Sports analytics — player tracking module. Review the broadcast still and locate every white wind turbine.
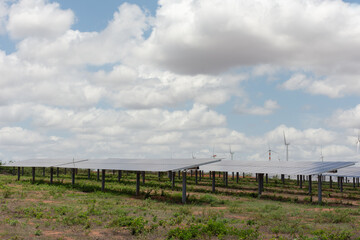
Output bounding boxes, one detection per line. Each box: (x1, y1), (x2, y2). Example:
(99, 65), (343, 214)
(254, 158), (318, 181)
(320, 146), (324, 162)
(283, 131), (290, 161)
(229, 145), (234, 160)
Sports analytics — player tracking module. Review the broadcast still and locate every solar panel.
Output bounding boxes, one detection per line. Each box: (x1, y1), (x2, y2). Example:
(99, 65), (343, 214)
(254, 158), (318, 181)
(4, 158), (221, 172)
(58, 158), (221, 172)
(4, 158), (88, 168)
(323, 166), (360, 178)
(200, 161), (355, 176)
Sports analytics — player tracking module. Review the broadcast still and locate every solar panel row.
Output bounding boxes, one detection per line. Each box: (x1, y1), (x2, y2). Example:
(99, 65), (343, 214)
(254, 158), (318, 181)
(3, 159), (356, 204)
(5, 158), (221, 172)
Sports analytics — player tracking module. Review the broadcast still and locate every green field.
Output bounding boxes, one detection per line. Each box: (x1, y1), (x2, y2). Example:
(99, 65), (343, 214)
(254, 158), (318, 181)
(0, 167), (360, 239)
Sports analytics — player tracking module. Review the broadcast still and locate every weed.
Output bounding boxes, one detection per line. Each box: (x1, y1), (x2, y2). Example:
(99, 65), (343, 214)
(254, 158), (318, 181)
(128, 217), (148, 235)
(313, 229), (352, 240)
(34, 230), (42, 236)
(316, 209), (352, 223)
(198, 194), (224, 206)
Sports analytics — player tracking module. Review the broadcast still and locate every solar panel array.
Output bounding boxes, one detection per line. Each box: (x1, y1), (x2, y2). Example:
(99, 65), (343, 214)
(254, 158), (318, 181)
(5, 158), (221, 172)
(200, 161), (355, 176)
(323, 166), (360, 178)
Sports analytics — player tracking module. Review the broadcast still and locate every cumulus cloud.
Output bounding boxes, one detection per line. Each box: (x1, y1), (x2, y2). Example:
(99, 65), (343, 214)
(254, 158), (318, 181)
(235, 99), (279, 115)
(0, 127), (46, 145)
(327, 104), (360, 129)
(15, 3), (148, 66)
(7, 0), (74, 39)
(94, 66), (245, 109)
(281, 73), (348, 98)
(139, 0), (360, 97)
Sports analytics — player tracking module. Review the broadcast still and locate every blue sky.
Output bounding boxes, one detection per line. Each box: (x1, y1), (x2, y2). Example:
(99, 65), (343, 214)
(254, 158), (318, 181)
(0, 0), (360, 162)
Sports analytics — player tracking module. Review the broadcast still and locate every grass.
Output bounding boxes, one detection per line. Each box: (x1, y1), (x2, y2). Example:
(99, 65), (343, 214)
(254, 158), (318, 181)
(0, 169), (360, 239)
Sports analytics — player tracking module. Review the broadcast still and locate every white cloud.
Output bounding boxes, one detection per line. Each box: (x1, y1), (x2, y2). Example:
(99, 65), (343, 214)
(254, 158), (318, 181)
(327, 104), (360, 129)
(281, 73), (347, 98)
(15, 3), (148, 66)
(139, 0), (360, 97)
(235, 99), (279, 115)
(7, 0), (74, 39)
(0, 127), (45, 145)
(98, 67), (245, 109)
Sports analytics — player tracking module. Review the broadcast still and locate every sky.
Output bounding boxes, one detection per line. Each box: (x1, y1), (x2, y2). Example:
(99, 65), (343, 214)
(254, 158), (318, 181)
(0, 0), (360, 162)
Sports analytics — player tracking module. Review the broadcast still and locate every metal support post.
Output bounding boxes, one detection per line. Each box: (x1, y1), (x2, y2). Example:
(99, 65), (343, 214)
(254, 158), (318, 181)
(318, 174), (322, 204)
(56, 167), (59, 177)
(232, 172), (234, 180)
(182, 171), (187, 204)
(353, 177), (356, 188)
(236, 172), (239, 183)
(142, 171), (145, 184)
(71, 168), (75, 185)
(172, 172), (175, 189)
(42, 167), (45, 177)
(266, 174), (268, 184)
(297, 175), (299, 186)
(300, 175), (303, 189)
(308, 175), (312, 202)
(97, 169), (100, 181)
(195, 170), (198, 185)
(88, 169), (91, 179)
(258, 173), (264, 196)
(212, 171), (216, 193)
(340, 177), (343, 192)
(330, 176), (332, 188)
(102, 170), (105, 192)
(17, 167), (20, 181)
(32, 167), (35, 183)
(118, 170), (122, 182)
(64, 168), (67, 175)
(281, 174), (285, 184)
(199, 170), (202, 182)
(50, 168), (53, 184)
(225, 172), (228, 187)
(136, 172), (140, 196)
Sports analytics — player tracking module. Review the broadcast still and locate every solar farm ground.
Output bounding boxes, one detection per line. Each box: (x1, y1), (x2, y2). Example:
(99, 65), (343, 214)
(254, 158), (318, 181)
(0, 167), (360, 239)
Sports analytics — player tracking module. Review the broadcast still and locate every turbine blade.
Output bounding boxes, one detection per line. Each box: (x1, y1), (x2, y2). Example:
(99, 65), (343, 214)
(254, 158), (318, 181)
(283, 131), (287, 144)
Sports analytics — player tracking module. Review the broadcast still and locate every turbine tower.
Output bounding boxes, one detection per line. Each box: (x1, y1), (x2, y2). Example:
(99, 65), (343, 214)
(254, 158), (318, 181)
(320, 146), (324, 162)
(283, 131), (290, 161)
(229, 145), (234, 160)
(268, 144), (277, 161)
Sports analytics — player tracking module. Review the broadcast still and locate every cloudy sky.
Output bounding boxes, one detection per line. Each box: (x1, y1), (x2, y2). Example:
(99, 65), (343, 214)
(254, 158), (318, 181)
(0, 0), (360, 162)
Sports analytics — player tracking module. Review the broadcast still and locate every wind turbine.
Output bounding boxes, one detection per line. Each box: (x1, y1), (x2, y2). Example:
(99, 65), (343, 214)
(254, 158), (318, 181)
(229, 145), (234, 160)
(283, 131), (290, 161)
(212, 145), (217, 158)
(320, 146), (324, 162)
(267, 144), (277, 161)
